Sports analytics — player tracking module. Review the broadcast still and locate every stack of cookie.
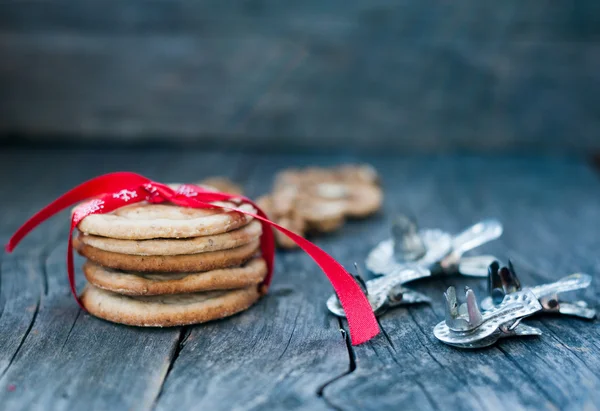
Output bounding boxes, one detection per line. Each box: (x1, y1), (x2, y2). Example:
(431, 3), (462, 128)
(73, 194), (266, 327)
(257, 164), (383, 248)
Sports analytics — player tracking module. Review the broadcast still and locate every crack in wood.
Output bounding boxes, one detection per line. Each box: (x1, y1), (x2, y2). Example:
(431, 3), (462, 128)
(40, 250), (49, 296)
(277, 305), (302, 360)
(151, 327), (191, 409)
(0, 297), (39, 379)
(0, 240), (57, 379)
(60, 309), (82, 352)
(318, 322), (356, 411)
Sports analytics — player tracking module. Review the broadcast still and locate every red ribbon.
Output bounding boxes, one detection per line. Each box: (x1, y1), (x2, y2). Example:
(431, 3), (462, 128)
(5, 172), (379, 345)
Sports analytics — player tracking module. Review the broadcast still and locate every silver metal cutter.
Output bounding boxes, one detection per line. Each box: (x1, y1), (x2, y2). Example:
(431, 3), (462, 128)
(326, 263), (431, 317)
(481, 260), (597, 319)
(366, 215), (503, 278)
(434, 286), (543, 349)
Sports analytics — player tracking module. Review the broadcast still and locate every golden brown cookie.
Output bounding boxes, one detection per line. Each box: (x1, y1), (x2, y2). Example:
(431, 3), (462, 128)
(78, 220), (262, 256)
(77, 201), (256, 240)
(73, 237), (261, 272)
(83, 257), (268, 296)
(303, 182), (383, 218)
(256, 195), (305, 249)
(257, 164), (382, 248)
(81, 284), (261, 327)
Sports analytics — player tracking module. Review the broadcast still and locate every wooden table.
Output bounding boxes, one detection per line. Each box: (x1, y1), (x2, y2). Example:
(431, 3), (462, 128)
(0, 149), (598, 411)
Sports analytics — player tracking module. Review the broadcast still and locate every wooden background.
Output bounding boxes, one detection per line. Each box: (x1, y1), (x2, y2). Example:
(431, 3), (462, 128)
(0, 149), (599, 410)
(1, 1), (599, 153)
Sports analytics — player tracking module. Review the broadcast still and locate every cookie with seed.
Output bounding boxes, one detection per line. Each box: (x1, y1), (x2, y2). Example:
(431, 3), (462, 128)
(78, 220), (262, 256)
(84, 257), (268, 296)
(74, 237), (260, 272)
(81, 284), (261, 327)
(77, 201), (256, 240)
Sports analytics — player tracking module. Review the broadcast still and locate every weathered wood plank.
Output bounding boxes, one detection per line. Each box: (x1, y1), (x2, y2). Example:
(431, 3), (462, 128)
(323, 156), (600, 410)
(0, 1), (598, 41)
(0, 151), (95, 386)
(449, 157), (600, 408)
(0, 29), (598, 152)
(0, 150), (245, 410)
(154, 153), (354, 411)
(0, 151), (599, 410)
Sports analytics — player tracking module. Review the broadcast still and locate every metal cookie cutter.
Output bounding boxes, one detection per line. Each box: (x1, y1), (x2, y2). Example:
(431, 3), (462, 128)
(481, 260), (597, 319)
(434, 286), (543, 349)
(366, 215), (503, 278)
(327, 263), (432, 317)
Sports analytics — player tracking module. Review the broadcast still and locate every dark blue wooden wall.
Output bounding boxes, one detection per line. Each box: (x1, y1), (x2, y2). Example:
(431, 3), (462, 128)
(0, 1), (598, 152)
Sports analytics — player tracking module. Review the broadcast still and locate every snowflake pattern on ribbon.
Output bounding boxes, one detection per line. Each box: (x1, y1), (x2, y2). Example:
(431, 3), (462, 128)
(142, 183), (160, 201)
(176, 185), (198, 197)
(73, 199), (105, 221)
(112, 189), (138, 202)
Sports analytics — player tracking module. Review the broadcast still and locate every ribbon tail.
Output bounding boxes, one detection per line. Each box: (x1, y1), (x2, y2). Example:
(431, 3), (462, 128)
(5, 172), (152, 252)
(260, 223), (380, 345)
(170, 194), (380, 346)
(227, 197), (379, 345)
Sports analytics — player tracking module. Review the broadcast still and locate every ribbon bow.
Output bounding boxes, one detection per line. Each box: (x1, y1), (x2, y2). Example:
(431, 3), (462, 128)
(5, 172), (379, 345)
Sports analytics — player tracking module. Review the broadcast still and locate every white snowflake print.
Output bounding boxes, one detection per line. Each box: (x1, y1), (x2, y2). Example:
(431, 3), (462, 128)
(176, 185), (198, 197)
(143, 183), (158, 194)
(74, 199), (105, 220)
(143, 183), (159, 200)
(112, 189), (138, 202)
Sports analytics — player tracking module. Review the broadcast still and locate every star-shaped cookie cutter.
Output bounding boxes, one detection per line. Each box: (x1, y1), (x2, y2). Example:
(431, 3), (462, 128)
(481, 260), (597, 319)
(366, 215), (503, 278)
(326, 263), (431, 317)
(434, 286), (543, 349)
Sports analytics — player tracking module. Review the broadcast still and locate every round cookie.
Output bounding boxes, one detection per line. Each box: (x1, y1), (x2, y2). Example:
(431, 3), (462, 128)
(78, 220), (262, 256)
(84, 257), (268, 296)
(77, 201), (256, 240)
(81, 284), (261, 327)
(73, 237), (260, 272)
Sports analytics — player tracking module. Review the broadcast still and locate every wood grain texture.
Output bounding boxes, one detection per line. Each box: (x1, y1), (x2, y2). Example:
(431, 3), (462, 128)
(0, 150), (245, 410)
(1, 0), (598, 41)
(323, 156), (600, 410)
(1, 1), (599, 152)
(153, 154), (351, 411)
(0, 151), (96, 387)
(0, 150), (599, 410)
